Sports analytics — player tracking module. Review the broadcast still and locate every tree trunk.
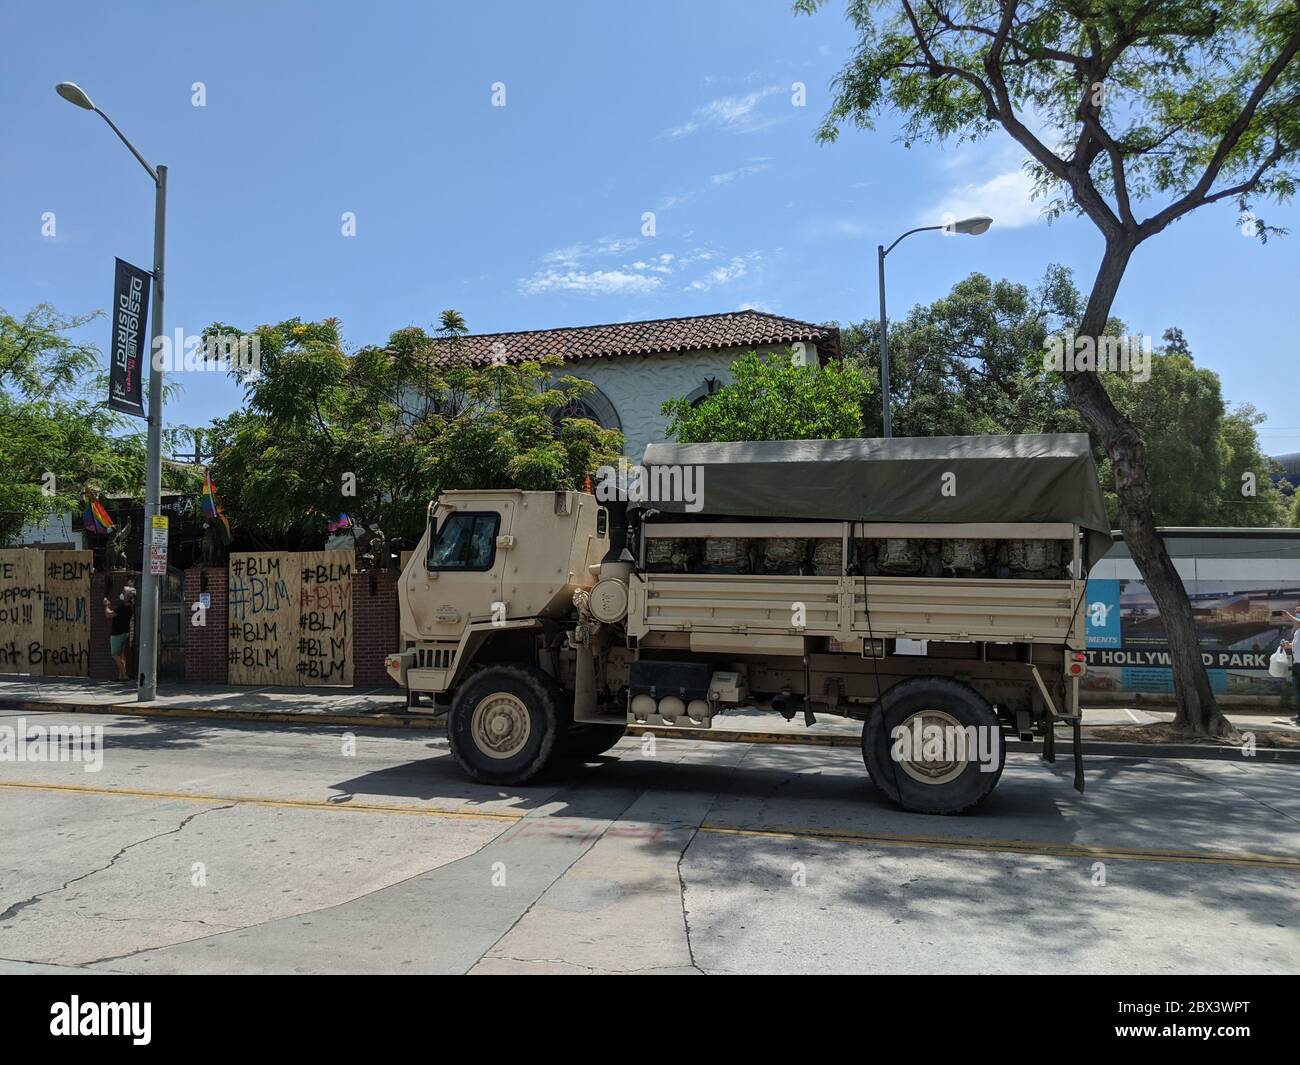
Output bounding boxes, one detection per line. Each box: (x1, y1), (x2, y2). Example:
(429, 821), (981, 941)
(1062, 240), (1232, 737)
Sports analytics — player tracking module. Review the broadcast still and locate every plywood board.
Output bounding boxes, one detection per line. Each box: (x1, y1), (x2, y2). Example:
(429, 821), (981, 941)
(296, 551), (352, 686)
(42, 550), (92, 677)
(0, 549), (46, 675)
(227, 552), (300, 685)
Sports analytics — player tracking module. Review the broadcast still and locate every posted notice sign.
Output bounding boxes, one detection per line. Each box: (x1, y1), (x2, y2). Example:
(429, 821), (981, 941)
(149, 515), (169, 576)
(109, 257), (151, 418)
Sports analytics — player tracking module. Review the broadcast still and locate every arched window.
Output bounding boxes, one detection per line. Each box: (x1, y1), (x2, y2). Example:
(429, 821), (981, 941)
(551, 381), (621, 432)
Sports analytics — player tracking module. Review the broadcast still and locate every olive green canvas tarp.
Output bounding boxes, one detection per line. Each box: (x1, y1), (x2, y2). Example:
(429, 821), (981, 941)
(634, 434), (1113, 563)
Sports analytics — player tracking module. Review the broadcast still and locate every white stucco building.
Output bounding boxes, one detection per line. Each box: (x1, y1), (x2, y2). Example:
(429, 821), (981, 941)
(432, 310), (841, 458)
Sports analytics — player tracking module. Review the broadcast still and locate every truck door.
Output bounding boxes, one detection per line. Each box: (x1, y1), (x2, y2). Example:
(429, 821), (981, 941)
(407, 498), (514, 639)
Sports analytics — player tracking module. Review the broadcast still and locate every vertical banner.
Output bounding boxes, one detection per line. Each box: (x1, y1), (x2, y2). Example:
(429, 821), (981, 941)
(109, 257), (151, 419)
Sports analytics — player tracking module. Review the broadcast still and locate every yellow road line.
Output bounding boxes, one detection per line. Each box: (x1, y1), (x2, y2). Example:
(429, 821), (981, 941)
(698, 823), (1300, 870)
(5, 780), (1295, 871)
(0, 780), (525, 823)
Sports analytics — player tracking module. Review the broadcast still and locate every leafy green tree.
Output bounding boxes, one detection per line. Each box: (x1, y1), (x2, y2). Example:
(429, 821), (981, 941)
(840, 270), (1291, 528)
(662, 351), (874, 443)
(0, 304), (190, 546)
(801, 0), (1300, 734)
(842, 266), (1084, 438)
(205, 315), (622, 553)
(1096, 351), (1291, 528)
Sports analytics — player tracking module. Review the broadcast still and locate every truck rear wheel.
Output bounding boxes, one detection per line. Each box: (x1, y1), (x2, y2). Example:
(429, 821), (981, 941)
(447, 664), (560, 785)
(862, 677), (1006, 815)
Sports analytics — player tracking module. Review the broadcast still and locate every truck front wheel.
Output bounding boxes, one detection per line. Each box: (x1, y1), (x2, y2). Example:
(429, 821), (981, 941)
(862, 678), (1006, 815)
(447, 664), (560, 785)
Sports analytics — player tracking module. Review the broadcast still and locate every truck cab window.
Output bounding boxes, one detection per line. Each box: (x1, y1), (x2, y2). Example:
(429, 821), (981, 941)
(427, 512), (500, 571)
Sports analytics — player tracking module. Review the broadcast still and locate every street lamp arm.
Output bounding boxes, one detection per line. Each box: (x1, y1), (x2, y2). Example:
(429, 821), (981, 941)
(92, 107), (159, 184)
(882, 224), (945, 258)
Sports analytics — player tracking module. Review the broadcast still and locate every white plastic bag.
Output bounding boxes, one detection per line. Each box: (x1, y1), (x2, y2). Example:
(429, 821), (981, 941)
(1269, 646), (1292, 679)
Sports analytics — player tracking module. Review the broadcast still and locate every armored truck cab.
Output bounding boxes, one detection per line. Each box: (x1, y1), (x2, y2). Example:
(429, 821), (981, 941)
(387, 434), (1112, 814)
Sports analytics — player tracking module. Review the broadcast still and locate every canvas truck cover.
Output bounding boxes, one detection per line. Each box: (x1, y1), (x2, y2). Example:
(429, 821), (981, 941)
(634, 433), (1113, 564)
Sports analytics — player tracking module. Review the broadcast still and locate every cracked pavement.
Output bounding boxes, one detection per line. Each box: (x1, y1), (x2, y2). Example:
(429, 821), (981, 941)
(0, 710), (1297, 974)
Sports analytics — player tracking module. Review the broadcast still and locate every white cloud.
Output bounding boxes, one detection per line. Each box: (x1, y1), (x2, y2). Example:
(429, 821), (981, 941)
(688, 253), (761, 292)
(711, 159), (772, 185)
(664, 86), (784, 138)
(519, 268), (663, 296)
(520, 241), (760, 297)
(931, 166), (1042, 229)
(542, 236), (641, 267)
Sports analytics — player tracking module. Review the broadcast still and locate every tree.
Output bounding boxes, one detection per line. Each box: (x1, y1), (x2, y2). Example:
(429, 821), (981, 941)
(0, 305), (188, 546)
(841, 266), (1084, 437)
(840, 270), (1291, 526)
(799, 0), (1300, 736)
(662, 351), (874, 442)
(205, 315), (623, 555)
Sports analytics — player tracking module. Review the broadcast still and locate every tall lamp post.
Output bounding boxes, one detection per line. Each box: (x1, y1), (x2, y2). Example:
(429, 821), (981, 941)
(877, 215), (991, 438)
(57, 81), (167, 702)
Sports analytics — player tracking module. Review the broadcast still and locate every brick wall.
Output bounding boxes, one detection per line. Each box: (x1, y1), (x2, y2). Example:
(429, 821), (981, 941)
(178, 563), (397, 688)
(183, 567), (229, 684)
(352, 569), (399, 687)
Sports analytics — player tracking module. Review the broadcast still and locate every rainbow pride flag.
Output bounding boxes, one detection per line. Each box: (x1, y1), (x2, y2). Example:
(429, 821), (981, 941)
(201, 474), (232, 545)
(83, 491), (114, 535)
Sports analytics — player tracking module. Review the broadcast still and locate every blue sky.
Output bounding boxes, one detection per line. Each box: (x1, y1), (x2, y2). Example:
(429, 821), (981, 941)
(3, 0), (1298, 457)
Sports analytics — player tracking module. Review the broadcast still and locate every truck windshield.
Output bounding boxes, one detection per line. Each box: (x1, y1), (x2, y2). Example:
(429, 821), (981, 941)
(427, 512), (500, 571)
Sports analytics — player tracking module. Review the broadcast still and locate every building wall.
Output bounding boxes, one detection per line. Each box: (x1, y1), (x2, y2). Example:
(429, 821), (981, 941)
(183, 567), (230, 685)
(7, 510), (83, 550)
(557, 343), (801, 459)
(352, 569), (399, 687)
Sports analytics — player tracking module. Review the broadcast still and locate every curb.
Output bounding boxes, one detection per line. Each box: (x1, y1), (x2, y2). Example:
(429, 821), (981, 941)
(3, 698), (1298, 763)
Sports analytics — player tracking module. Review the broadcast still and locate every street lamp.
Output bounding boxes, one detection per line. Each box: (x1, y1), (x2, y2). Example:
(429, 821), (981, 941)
(57, 81), (168, 702)
(877, 215), (991, 438)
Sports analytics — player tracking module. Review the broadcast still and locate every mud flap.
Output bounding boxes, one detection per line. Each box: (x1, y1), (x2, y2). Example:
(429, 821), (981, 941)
(1072, 717), (1085, 793)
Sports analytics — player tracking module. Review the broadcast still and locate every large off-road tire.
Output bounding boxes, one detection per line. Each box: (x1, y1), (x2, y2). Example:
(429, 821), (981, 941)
(560, 723), (627, 760)
(447, 664), (561, 785)
(862, 677), (1006, 815)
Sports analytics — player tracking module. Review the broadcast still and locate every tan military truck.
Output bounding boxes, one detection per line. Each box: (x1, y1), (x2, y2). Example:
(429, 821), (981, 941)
(386, 434), (1111, 814)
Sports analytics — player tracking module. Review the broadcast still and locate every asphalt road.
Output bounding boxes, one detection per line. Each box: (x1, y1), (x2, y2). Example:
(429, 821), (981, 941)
(1, 709), (1297, 974)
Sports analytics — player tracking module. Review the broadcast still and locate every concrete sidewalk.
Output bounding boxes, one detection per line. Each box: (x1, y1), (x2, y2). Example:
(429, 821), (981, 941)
(1, 675), (1297, 754)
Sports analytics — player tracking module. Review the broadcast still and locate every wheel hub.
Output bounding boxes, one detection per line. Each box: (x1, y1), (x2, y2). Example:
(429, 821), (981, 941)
(895, 709), (968, 785)
(470, 692), (531, 759)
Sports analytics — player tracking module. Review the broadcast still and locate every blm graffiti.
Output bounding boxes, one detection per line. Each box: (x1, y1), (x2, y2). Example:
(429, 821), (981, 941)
(42, 551), (92, 677)
(0, 549), (92, 677)
(227, 550), (351, 686)
(228, 553), (298, 685)
(298, 551), (352, 685)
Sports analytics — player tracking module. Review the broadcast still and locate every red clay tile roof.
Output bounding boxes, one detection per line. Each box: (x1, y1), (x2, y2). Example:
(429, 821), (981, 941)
(430, 310), (840, 366)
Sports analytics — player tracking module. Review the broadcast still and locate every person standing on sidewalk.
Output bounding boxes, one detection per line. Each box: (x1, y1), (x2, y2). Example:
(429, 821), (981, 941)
(1282, 605), (1300, 726)
(104, 584), (136, 682)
